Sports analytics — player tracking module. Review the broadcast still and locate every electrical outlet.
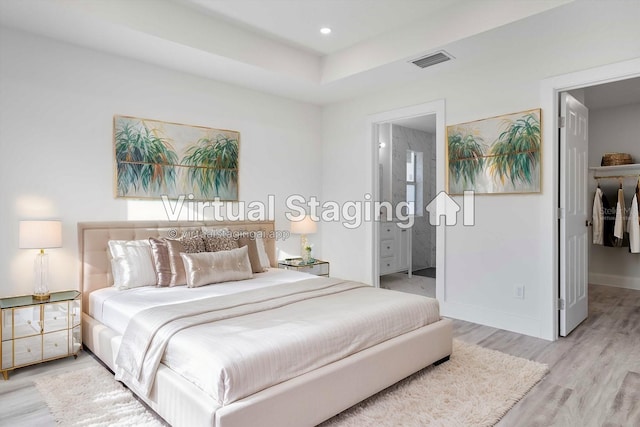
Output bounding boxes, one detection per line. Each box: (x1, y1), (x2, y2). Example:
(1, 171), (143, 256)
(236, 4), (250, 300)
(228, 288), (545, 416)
(514, 285), (525, 299)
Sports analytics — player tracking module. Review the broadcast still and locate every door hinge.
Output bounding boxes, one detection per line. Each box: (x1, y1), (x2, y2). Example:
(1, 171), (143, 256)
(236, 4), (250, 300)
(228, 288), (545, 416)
(558, 117), (566, 128)
(557, 208), (564, 219)
(558, 298), (565, 310)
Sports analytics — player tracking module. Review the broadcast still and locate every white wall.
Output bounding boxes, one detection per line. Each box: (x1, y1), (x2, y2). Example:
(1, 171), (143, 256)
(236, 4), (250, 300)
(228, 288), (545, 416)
(0, 27), (322, 297)
(588, 102), (640, 289)
(321, 0), (640, 339)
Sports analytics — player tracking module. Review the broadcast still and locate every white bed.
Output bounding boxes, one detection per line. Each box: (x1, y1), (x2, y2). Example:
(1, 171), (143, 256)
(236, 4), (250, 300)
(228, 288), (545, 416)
(79, 220), (452, 427)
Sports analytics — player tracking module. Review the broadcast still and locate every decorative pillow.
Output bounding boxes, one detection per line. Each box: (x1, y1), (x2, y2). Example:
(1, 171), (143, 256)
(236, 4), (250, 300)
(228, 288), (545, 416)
(108, 240), (156, 289)
(180, 246), (252, 288)
(237, 235), (268, 273)
(202, 228), (238, 252)
(179, 233), (206, 253)
(164, 238), (187, 286)
(148, 238), (172, 287)
(255, 236), (271, 270)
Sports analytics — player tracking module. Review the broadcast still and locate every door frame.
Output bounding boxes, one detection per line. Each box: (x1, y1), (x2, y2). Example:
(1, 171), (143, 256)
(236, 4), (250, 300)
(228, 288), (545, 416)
(540, 58), (640, 340)
(366, 99), (446, 302)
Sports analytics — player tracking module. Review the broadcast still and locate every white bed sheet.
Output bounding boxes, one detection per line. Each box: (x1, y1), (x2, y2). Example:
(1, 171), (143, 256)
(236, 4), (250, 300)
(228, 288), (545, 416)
(160, 281), (440, 405)
(90, 269), (314, 335)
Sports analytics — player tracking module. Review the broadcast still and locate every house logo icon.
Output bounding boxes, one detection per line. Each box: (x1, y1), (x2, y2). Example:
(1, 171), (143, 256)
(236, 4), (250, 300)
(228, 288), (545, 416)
(425, 191), (475, 226)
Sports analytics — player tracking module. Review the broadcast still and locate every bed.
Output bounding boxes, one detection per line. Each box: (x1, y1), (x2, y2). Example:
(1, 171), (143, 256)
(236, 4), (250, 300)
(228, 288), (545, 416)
(79, 220), (452, 427)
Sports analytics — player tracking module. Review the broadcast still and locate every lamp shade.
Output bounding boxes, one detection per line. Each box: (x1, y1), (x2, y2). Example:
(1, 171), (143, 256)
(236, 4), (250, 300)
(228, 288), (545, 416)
(290, 215), (317, 234)
(19, 220), (62, 249)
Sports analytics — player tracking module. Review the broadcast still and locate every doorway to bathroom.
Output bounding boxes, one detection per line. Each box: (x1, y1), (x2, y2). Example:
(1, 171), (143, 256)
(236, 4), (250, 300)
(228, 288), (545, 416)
(367, 100), (446, 301)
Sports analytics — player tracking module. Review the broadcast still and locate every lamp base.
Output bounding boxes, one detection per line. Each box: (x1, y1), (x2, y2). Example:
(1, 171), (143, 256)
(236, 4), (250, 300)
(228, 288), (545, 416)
(33, 292), (50, 301)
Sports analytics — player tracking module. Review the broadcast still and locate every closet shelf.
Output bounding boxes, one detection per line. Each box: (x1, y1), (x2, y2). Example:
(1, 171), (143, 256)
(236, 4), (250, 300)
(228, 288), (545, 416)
(589, 164), (640, 179)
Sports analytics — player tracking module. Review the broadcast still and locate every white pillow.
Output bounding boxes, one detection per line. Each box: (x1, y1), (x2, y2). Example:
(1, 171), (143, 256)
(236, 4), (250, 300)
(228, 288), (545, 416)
(108, 240), (156, 289)
(255, 236), (271, 270)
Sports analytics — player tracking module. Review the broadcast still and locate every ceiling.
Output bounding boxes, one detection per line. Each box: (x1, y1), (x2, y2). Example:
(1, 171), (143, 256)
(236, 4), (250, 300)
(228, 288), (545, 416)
(583, 77), (640, 110)
(0, 0), (575, 105)
(174, 0), (460, 55)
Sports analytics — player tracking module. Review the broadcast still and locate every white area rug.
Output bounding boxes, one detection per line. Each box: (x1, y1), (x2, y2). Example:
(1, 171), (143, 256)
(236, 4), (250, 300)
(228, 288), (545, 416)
(34, 364), (163, 426)
(34, 340), (547, 426)
(320, 339), (548, 427)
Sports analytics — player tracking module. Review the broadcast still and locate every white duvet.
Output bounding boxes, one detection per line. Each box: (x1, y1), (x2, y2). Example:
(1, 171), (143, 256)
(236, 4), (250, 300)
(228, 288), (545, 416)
(94, 271), (441, 406)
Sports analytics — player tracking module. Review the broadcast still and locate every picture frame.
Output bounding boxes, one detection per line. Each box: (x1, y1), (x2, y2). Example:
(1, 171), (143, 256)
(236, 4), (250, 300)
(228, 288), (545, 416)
(113, 115), (239, 201)
(446, 108), (541, 195)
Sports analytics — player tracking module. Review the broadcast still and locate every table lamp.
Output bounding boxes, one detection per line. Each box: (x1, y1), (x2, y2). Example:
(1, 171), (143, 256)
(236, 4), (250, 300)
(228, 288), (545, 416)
(290, 215), (317, 262)
(19, 220), (62, 300)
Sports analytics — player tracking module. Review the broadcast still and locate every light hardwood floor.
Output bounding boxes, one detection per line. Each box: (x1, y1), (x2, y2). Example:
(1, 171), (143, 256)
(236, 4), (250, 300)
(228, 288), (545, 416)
(0, 284), (637, 426)
(379, 281), (640, 426)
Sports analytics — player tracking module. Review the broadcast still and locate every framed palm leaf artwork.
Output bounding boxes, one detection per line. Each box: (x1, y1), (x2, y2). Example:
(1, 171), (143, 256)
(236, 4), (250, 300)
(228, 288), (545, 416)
(447, 108), (541, 195)
(114, 115), (239, 201)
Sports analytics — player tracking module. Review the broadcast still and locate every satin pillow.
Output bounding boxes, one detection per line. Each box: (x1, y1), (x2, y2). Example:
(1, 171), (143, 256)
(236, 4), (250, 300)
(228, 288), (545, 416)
(237, 236), (267, 273)
(255, 236), (271, 270)
(180, 246), (253, 288)
(148, 237), (172, 287)
(164, 238), (187, 286)
(108, 240), (156, 289)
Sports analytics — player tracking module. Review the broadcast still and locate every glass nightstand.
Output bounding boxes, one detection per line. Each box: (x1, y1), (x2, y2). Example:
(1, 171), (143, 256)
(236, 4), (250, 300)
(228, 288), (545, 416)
(278, 258), (329, 277)
(1, 290), (81, 380)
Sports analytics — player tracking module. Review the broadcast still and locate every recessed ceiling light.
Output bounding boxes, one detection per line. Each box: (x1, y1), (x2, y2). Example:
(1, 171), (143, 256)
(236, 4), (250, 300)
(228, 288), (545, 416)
(320, 27), (332, 35)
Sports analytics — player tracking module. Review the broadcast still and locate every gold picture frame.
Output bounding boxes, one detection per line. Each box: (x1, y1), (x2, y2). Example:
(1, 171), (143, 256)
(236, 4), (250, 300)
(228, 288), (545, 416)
(446, 108), (541, 195)
(113, 115), (239, 201)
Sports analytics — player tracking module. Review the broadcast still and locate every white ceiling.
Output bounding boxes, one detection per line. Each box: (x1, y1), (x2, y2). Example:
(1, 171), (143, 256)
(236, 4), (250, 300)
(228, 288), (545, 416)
(583, 77), (640, 110)
(175, 0), (461, 55)
(0, 0), (575, 105)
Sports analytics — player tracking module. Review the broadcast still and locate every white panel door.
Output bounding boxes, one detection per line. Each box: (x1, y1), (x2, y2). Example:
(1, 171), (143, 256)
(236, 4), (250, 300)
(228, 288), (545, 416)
(559, 92), (589, 337)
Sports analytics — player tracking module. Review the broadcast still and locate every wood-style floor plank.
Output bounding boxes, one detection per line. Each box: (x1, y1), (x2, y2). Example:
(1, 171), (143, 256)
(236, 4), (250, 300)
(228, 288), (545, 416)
(446, 284), (640, 427)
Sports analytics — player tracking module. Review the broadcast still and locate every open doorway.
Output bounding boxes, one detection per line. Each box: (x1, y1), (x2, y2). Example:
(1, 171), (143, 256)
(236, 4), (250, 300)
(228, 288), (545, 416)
(558, 77), (640, 337)
(542, 61), (640, 337)
(367, 100), (446, 301)
(377, 115), (437, 297)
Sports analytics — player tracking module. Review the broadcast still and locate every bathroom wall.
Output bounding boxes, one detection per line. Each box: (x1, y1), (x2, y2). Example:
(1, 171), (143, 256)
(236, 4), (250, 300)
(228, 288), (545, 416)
(391, 124), (436, 270)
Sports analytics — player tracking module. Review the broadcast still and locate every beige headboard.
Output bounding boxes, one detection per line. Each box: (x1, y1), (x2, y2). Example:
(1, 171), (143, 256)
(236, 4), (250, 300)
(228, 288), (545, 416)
(77, 220), (277, 314)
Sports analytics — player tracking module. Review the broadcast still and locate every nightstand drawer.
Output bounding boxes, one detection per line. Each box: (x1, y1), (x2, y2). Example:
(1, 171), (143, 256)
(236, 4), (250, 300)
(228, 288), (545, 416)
(13, 335), (42, 367)
(13, 306), (41, 338)
(43, 330), (68, 360)
(43, 302), (68, 333)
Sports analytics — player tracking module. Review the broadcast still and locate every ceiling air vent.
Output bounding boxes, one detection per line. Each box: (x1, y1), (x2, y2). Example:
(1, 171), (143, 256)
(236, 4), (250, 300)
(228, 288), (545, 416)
(410, 51), (453, 69)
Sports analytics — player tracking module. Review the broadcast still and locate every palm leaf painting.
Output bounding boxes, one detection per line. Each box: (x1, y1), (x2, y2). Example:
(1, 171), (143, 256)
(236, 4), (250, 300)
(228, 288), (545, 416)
(181, 135), (239, 196)
(488, 113), (540, 186)
(447, 131), (486, 187)
(113, 116), (240, 200)
(447, 109), (541, 194)
(115, 121), (179, 196)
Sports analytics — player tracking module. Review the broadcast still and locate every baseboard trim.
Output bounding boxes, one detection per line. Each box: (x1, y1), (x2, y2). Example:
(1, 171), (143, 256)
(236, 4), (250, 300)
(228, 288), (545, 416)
(589, 273), (640, 291)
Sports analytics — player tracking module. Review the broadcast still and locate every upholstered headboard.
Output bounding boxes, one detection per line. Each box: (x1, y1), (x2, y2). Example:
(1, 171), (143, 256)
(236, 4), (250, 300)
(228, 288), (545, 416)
(77, 220), (277, 314)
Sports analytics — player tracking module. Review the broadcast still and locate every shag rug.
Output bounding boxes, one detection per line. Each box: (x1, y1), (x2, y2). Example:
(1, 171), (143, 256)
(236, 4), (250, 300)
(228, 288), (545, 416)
(34, 340), (547, 427)
(320, 340), (548, 426)
(34, 364), (163, 426)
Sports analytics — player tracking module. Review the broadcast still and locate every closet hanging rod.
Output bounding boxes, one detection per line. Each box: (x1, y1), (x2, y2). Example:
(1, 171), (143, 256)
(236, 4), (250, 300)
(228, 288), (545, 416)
(593, 174), (640, 180)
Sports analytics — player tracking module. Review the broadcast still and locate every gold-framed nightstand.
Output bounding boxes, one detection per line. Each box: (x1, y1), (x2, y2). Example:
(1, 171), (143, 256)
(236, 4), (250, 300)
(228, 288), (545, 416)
(278, 258), (330, 277)
(1, 290), (82, 380)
